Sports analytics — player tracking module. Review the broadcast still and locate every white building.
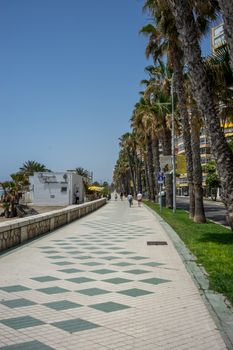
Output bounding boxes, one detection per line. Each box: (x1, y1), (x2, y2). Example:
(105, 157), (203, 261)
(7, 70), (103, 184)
(29, 172), (84, 206)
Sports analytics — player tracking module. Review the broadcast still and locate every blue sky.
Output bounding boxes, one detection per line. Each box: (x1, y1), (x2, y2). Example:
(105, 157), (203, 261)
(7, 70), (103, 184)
(0, 0), (211, 183)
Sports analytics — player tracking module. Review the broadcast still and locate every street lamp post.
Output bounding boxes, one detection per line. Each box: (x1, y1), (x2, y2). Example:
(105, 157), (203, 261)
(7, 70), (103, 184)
(171, 73), (176, 213)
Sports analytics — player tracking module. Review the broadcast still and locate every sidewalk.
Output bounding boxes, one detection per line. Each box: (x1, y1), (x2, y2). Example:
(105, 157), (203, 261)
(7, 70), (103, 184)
(0, 200), (227, 350)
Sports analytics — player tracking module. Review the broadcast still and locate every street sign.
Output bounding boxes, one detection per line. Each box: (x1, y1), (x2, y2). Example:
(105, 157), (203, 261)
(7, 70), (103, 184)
(157, 172), (164, 184)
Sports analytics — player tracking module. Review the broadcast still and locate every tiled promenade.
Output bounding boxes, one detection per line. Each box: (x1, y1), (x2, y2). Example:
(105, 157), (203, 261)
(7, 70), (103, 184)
(0, 200), (227, 350)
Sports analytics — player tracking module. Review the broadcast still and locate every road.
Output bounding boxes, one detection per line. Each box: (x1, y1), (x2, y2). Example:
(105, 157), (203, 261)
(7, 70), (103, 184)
(176, 196), (230, 228)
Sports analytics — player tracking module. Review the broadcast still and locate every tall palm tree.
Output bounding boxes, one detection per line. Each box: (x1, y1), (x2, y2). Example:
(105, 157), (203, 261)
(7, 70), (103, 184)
(141, 7), (195, 217)
(119, 133), (138, 195)
(167, 0), (233, 229)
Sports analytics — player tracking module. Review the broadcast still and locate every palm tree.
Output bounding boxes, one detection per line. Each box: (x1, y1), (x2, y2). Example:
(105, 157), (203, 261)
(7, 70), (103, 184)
(119, 133), (138, 195)
(140, 7), (195, 217)
(75, 167), (90, 179)
(218, 0), (233, 71)
(167, 0), (233, 229)
(20, 160), (50, 176)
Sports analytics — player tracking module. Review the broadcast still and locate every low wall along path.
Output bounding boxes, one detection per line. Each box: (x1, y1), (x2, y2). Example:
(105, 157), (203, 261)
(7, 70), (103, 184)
(0, 199), (106, 252)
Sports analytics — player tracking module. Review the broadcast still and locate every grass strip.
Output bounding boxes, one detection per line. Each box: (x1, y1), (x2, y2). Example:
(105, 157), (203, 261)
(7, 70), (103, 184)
(144, 201), (233, 305)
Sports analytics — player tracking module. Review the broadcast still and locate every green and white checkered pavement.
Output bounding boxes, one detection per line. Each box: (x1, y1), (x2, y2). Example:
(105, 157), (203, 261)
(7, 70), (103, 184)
(0, 200), (227, 350)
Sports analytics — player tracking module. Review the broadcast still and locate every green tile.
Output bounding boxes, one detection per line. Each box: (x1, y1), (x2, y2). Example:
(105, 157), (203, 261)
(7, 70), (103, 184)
(1, 298), (36, 308)
(140, 277), (171, 285)
(31, 276), (59, 282)
(47, 255), (66, 259)
(92, 269), (116, 275)
(52, 318), (100, 332)
(39, 246), (53, 249)
(1, 316), (45, 329)
(77, 288), (110, 296)
(63, 246), (76, 250)
(102, 256), (119, 260)
(142, 262), (165, 267)
(0, 340), (54, 350)
(118, 251), (135, 255)
(67, 250), (84, 254)
(81, 262), (104, 266)
(73, 256), (92, 260)
(67, 277), (94, 284)
(0, 285), (30, 293)
(118, 288), (153, 297)
(103, 278), (132, 284)
(110, 247), (123, 250)
(130, 256), (148, 260)
(90, 301), (130, 313)
(37, 287), (69, 294)
(125, 269), (150, 275)
(52, 261), (74, 266)
(42, 250), (59, 254)
(43, 300), (82, 310)
(58, 268), (83, 274)
(112, 262), (133, 266)
(93, 251), (108, 254)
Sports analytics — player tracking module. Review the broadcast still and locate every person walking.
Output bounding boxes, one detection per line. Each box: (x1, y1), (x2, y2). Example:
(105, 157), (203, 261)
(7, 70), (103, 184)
(137, 192), (143, 207)
(114, 193), (118, 200)
(127, 193), (133, 207)
(120, 192), (123, 201)
(75, 190), (79, 204)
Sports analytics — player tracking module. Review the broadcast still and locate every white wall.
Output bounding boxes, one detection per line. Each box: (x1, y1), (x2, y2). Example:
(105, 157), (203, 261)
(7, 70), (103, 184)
(30, 172), (72, 206)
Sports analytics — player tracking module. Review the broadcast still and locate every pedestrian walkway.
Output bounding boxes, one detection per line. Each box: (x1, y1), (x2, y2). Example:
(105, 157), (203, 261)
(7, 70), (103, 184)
(0, 200), (227, 350)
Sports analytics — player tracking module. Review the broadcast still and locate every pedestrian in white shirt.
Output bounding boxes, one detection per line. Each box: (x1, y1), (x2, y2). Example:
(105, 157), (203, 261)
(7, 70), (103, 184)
(137, 192), (142, 207)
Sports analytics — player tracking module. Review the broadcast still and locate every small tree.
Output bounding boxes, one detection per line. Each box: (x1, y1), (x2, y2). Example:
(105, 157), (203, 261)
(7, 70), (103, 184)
(204, 161), (220, 201)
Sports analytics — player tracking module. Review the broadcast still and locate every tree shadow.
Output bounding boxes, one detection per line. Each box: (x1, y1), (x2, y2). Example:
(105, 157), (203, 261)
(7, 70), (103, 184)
(198, 232), (233, 245)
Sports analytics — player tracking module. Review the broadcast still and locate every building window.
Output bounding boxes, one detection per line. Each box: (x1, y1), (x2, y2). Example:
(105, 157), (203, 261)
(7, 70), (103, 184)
(61, 187), (67, 192)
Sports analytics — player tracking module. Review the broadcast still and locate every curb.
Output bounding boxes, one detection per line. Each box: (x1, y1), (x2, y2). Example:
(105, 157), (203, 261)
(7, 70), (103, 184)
(145, 205), (233, 350)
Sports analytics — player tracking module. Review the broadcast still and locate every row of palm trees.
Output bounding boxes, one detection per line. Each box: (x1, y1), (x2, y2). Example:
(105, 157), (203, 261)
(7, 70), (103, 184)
(113, 0), (233, 229)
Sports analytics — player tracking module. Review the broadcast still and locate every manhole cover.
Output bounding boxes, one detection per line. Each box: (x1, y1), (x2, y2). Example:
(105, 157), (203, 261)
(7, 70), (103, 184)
(147, 241), (168, 246)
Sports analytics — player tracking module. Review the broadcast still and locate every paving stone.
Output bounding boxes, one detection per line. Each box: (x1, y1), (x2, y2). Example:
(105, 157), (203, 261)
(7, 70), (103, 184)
(66, 277), (95, 284)
(81, 262), (104, 266)
(125, 269), (150, 275)
(52, 261), (74, 266)
(118, 288), (153, 297)
(0, 340), (54, 350)
(91, 269), (116, 274)
(36, 287), (69, 294)
(1, 316), (45, 329)
(52, 318), (100, 332)
(31, 276), (60, 282)
(140, 277), (171, 285)
(58, 268), (83, 273)
(90, 301), (130, 313)
(0, 285), (30, 293)
(112, 262), (134, 266)
(77, 288), (110, 296)
(1, 298), (36, 308)
(43, 300), (82, 310)
(103, 278), (132, 284)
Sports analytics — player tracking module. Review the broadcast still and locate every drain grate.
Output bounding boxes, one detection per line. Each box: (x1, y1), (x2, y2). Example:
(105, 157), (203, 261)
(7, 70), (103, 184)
(147, 241), (168, 246)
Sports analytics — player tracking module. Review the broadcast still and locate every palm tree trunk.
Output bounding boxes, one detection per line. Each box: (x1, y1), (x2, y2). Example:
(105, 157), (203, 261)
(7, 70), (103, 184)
(162, 126), (173, 208)
(144, 154), (151, 199)
(126, 150), (137, 196)
(151, 135), (160, 202)
(147, 135), (156, 201)
(168, 0), (233, 229)
(172, 47), (195, 218)
(190, 115), (206, 223)
(218, 0), (233, 72)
